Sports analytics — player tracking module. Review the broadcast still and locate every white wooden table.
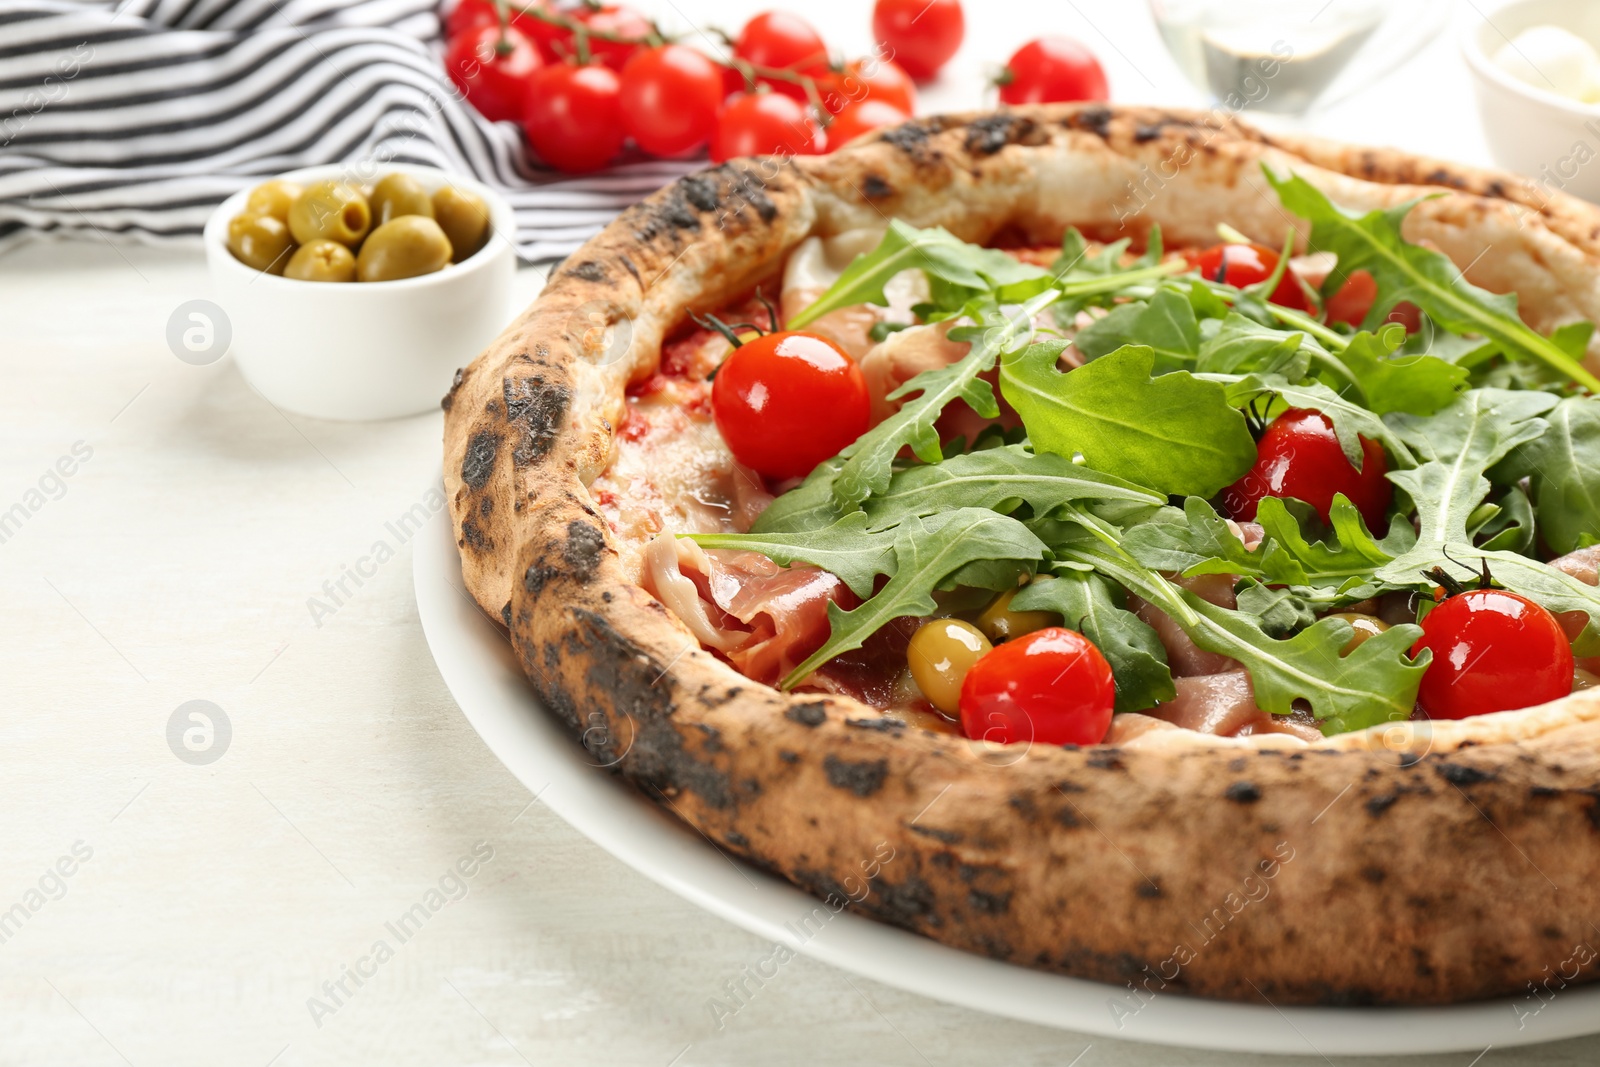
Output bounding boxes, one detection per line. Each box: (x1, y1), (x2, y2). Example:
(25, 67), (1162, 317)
(6, 1), (1599, 1063)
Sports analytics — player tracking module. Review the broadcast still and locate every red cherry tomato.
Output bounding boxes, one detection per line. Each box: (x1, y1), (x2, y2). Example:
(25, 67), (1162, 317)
(1411, 590), (1574, 720)
(825, 99), (910, 150)
(958, 627), (1115, 747)
(818, 56), (916, 117)
(1190, 242), (1309, 311)
(872, 0), (964, 81)
(1322, 268), (1424, 332)
(1221, 408), (1392, 530)
(524, 62), (625, 172)
(711, 92), (822, 163)
(446, 24), (542, 124)
(619, 45), (723, 157)
(733, 11), (829, 101)
(997, 36), (1108, 104)
(447, 1), (586, 65)
(444, 0), (502, 40)
(710, 331), (869, 479)
(521, 3), (582, 63)
(583, 5), (652, 71)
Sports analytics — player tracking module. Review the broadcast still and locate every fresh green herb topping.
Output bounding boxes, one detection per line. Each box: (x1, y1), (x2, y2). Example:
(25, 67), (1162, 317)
(679, 170), (1600, 737)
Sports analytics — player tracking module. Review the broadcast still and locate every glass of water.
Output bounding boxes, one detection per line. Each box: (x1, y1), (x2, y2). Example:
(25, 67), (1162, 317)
(1149, 0), (1450, 116)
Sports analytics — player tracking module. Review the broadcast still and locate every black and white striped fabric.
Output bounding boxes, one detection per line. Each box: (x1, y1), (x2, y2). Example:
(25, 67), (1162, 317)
(0, 0), (696, 261)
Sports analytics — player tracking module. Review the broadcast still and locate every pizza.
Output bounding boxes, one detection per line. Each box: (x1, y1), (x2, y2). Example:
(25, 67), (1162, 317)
(442, 104), (1600, 1006)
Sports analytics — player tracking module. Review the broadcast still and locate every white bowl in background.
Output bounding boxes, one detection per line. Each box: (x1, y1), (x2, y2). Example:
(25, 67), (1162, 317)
(204, 163), (516, 421)
(1462, 0), (1600, 203)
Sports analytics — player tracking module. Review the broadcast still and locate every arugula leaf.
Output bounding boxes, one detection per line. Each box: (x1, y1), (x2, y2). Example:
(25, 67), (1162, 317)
(752, 444), (1163, 534)
(1122, 495), (1404, 597)
(1498, 396), (1600, 554)
(1379, 389), (1557, 585)
(811, 290), (1059, 513)
(1124, 497), (1304, 583)
(1254, 496), (1407, 583)
(1074, 288), (1200, 372)
(786, 220), (1048, 329)
(1234, 579), (1320, 638)
(687, 511), (894, 598)
(1057, 525), (1428, 734)
(781, 510), (1048, 687)
(1217, 373), (1414, 468)
(1265, 169), (1600, 392)
(1472, 483), (1537, 555)
(1195, 313), (1316, 379)
(1352, 389), (1600, 640)
(1010, 572), (1176, 713)
(1051, 227), (1185, 318)
(1001, 344), (1257, 496)
(1339, 324), (1468, 416)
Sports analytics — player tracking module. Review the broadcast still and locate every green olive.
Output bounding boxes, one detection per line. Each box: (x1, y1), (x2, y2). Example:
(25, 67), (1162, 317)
(1328, 612), (1390, 655)
(356, 216), (453, 282)
(1575, 668), (1600, 691)
(243, 179), (302, 222)
(285, 239), (357, 282)
(369, 173), (435, 226)
(432, 185), (491, 263)
(227, 212), (295, 274)
(287, 180), (371, 247)
(907, 619), (992, 715)
(976, 588), (1056, 643)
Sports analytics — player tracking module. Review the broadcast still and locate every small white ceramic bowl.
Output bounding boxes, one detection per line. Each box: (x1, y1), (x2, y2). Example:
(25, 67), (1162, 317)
(1462, 0), (1600, 203)
(204, 163), (516, 421)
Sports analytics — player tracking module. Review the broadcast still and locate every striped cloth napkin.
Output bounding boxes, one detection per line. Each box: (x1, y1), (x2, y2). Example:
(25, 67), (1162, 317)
(0, 0), (696, 261)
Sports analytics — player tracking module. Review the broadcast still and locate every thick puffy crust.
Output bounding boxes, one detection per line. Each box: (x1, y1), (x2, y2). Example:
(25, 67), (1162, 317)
(443, 105), (1600, 1004)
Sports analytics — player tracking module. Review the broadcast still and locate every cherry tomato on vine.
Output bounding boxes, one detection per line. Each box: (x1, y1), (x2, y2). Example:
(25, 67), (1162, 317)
(997, 37), (1108, 104)
(732, 11), (830, 100)
(872, 0), (964, 81)
(1188, 241), (1309, 311)
(443, 0), (502, 40)
(583, 5), (652, 71)
(825, 99), (910, 149)
(957, 627), (1115, 747)
(711, 331), (869, 479)
(1221, 408), (1392, 530)
(1411, 590), (1574, 720)
(620, 44), (723, 157)
(524, 62), (625, 172)
(818, 56), (916, 117)
(445, 24), (543, 124)
(1322, 268), (1425, 332)
(447, 1), (583, 64)
(711, 92), (822, 163)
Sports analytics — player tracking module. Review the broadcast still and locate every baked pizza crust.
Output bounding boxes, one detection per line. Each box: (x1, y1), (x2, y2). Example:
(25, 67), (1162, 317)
(442, 104), (1600, 1004)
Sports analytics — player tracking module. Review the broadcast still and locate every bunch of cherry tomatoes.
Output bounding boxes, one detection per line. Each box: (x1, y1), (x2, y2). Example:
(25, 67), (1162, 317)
(442, 0), (1111, 172)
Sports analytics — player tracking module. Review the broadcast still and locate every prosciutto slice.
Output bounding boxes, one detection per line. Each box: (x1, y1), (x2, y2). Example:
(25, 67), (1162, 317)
(1144, 672), (1324, 742)
(640, 536), (855, 686)
(1130, 572), (1242, 677)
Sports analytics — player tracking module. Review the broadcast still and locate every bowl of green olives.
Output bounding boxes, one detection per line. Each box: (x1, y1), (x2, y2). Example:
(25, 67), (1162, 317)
(204, 164), (515, 420)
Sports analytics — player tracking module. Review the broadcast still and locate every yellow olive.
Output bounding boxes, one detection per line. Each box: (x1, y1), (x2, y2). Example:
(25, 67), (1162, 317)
(356, 216), (453, 282)
(369, 172), (435, 226)
(907, 619), (993, 715)
(977, 588), (1056, 643)
(284, 239), (357, 282)
(287, 179), (371, 247)
(226, 212), (295, 274)
(432, 184), (491, 263)
(1329, 612), (1390, 655)
(243, 179), (302, 222)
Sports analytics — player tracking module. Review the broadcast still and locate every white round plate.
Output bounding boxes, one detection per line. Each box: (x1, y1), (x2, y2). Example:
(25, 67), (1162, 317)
(414, 496), (1599, 1056)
